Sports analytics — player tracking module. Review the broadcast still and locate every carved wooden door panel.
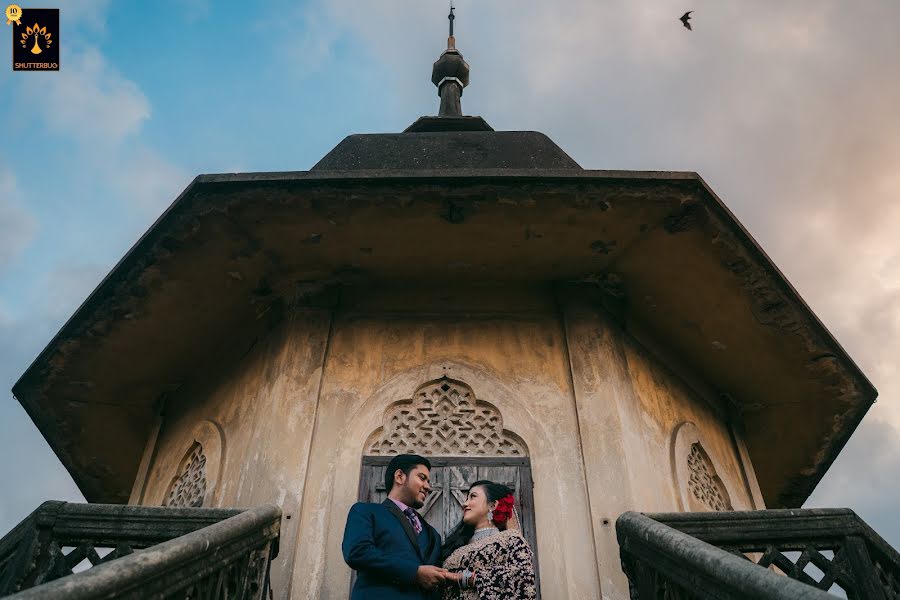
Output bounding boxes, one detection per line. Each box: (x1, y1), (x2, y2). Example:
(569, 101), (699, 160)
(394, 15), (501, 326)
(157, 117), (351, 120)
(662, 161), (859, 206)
(358, 457), (540, 595)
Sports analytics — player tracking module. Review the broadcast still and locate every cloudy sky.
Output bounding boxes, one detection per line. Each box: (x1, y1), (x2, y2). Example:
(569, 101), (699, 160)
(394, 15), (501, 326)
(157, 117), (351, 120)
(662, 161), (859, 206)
(1, 0), (899, 551)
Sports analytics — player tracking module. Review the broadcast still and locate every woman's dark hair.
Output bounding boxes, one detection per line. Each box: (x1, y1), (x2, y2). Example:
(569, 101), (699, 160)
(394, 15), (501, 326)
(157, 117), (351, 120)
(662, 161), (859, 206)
(384, 454), (432, 493)
(440, 480), (513, 562)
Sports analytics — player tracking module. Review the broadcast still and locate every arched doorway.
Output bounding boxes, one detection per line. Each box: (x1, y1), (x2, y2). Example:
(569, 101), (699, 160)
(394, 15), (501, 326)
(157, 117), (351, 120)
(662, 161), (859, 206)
(358, 376), (540, 592)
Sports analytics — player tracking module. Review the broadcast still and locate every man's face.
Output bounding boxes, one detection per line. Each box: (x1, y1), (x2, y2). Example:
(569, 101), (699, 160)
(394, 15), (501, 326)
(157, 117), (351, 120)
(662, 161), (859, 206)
(397, 464), (431, 509)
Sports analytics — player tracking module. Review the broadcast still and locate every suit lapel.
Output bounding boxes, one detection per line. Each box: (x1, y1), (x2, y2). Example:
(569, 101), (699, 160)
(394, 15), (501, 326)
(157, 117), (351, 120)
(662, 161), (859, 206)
(382, 499), (422, 559)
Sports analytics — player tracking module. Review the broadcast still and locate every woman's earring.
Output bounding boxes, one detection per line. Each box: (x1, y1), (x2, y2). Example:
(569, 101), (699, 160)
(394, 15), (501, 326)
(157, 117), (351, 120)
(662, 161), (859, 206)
(488, 509), (494, 522)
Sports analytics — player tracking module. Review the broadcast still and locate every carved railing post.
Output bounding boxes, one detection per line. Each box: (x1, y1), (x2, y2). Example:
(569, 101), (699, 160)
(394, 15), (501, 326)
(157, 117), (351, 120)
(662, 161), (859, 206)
(0, 500), (67, 594)
(842, 535), (887, 600)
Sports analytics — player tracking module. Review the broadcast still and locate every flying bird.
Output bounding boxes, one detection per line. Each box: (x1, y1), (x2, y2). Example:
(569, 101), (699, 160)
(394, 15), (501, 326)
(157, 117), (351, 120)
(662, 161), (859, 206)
(680, 11), (693, 30)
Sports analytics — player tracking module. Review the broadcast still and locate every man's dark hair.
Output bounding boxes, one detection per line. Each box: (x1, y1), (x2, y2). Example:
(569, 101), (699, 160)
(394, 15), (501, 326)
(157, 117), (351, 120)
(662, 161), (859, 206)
(385, 454), (431, 493)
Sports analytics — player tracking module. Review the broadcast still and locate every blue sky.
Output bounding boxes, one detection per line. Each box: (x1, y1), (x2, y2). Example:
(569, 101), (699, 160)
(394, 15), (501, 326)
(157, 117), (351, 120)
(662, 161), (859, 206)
(2, 0), (900, 554)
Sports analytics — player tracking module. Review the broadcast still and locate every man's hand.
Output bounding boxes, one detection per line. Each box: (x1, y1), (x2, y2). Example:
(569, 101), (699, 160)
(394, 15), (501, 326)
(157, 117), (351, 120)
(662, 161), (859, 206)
(416, 565), (451, 589)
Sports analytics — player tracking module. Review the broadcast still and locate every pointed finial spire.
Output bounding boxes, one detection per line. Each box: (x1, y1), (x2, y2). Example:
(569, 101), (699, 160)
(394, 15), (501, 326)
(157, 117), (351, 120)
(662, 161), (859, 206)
(448, 2), (456, 49)
(432, 3), (469, 117)
(404, 4), (493, 131)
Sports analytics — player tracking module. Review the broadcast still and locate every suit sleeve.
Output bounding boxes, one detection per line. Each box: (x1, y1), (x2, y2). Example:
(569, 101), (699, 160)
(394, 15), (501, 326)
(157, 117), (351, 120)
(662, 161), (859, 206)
(342, 503), (421, 585)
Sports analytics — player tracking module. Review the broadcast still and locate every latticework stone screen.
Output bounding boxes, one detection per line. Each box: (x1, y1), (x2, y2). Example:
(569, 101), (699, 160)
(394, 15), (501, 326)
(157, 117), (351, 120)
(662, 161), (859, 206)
(163, 442), (208, 508)
(365, 377), (527, 457)
(687, 442), (733, 512)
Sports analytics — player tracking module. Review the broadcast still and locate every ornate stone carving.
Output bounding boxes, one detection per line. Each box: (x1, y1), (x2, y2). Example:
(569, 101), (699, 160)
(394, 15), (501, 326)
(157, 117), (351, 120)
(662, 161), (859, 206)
(687, 442), (733, 512)
(148, 420), (223, 507)
(365, 377), (527, 456)
(671, 421), (737, 512)
(164, 442), (207, 508)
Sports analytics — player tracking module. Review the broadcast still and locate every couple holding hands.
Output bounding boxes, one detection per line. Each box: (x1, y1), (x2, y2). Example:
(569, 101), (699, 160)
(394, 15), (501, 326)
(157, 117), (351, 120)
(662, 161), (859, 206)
(342, 454), (537, 599)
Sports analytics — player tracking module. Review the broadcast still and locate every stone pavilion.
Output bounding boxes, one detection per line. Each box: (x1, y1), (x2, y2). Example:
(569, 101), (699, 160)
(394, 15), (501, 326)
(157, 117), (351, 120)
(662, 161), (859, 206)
(10, 14), (877, 600)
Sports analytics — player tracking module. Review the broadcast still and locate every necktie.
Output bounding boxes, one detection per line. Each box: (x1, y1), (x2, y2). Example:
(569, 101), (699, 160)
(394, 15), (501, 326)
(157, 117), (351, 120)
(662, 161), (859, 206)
(403, 507), (422, 535)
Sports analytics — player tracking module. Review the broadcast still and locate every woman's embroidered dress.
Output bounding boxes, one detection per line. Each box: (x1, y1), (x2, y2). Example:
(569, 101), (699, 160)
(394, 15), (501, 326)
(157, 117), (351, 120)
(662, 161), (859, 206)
(441, 529), (537, 599)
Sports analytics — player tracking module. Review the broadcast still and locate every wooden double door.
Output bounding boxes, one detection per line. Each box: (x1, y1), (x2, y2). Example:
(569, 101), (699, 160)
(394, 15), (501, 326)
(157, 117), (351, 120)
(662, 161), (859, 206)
(357, 456), (540, 592)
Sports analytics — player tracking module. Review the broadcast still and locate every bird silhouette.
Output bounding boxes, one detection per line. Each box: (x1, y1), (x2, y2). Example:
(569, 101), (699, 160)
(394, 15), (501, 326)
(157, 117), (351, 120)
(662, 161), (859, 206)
(680, 11), (693, 30)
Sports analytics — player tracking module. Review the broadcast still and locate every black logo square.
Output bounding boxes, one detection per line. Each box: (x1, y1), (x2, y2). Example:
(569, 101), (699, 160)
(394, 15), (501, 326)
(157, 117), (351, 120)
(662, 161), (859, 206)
(12, 8), (59, 71)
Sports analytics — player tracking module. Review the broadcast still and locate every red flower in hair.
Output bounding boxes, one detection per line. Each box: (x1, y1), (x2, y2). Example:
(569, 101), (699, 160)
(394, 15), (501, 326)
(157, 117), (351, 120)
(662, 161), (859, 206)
(492, 494), (515, 525)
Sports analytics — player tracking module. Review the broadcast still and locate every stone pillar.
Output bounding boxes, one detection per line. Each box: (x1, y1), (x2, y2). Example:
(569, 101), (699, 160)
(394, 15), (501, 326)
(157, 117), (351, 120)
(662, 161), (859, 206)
(557, 286), (655, 600)
(438, 80), (463, 117)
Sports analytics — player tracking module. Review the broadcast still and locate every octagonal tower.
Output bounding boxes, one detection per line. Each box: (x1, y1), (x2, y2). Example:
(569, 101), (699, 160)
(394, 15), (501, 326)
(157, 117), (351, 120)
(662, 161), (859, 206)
(12, 11), (876, 599)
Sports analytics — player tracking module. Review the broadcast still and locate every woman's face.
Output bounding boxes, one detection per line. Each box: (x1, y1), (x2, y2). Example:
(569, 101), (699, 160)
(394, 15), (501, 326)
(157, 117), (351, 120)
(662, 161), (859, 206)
(462, 485), (496, 526)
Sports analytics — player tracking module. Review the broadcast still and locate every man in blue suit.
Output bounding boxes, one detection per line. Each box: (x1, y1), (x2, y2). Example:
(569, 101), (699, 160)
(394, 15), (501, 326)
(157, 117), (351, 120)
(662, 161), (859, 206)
(343, 454), (450, 599)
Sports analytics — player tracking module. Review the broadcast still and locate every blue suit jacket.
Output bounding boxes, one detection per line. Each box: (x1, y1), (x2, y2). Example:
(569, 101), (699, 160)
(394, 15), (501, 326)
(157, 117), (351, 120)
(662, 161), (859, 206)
(342, 499), (442, 600)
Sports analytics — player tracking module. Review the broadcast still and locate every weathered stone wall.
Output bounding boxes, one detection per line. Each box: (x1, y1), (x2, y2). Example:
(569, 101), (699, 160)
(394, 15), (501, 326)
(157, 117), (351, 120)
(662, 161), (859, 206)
(622, 338), (759, 514)
(290, 284), (600, 599)
(135, 307), (332, 596)
(133, 283), (763, 600)
(560, 288), (764, 599)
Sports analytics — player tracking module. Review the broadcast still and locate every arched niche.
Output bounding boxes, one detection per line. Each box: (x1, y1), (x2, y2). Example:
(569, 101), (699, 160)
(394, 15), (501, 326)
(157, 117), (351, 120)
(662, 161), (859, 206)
(158, 419), (225, 508)
(671, 421), (734, 512)
(358, 376), (540, 595)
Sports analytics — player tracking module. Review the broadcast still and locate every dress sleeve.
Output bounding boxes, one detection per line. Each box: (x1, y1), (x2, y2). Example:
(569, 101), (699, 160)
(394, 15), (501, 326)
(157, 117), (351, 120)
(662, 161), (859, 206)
(474, 535), (537, 599)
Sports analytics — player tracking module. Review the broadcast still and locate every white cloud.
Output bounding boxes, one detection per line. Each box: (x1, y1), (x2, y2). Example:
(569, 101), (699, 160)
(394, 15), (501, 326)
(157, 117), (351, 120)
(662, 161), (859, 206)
(20, 47), (150, 146)
(288, 0), (900, 531)
(0, 274), (90, 534)
(13, 41), (190, 216)
(181, 0), (210, 23)
(806, 415), (900, 543)
(0, 0), (188, 535)
(63, 0), (112, 29)
(0, 167), (37, 271)
(255, 3), (344, 77)
(106, 146), (191, 214)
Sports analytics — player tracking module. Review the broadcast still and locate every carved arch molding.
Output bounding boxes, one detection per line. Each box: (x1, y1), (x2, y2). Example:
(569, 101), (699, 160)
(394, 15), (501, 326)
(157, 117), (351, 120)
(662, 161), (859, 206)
(364, 376), (528, 457)
(161, 420), (224, 508)
(359, 376), (539, 595)
(671, 422), (733, 512)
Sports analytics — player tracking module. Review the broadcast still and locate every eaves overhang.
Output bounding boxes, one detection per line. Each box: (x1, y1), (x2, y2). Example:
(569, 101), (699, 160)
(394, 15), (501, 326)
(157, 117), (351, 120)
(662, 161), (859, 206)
(12, 167), (877, 507)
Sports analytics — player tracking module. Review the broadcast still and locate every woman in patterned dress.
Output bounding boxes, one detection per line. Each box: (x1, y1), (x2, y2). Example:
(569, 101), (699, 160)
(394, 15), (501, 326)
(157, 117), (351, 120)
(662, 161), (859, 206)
(439, 481), (537, 599)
